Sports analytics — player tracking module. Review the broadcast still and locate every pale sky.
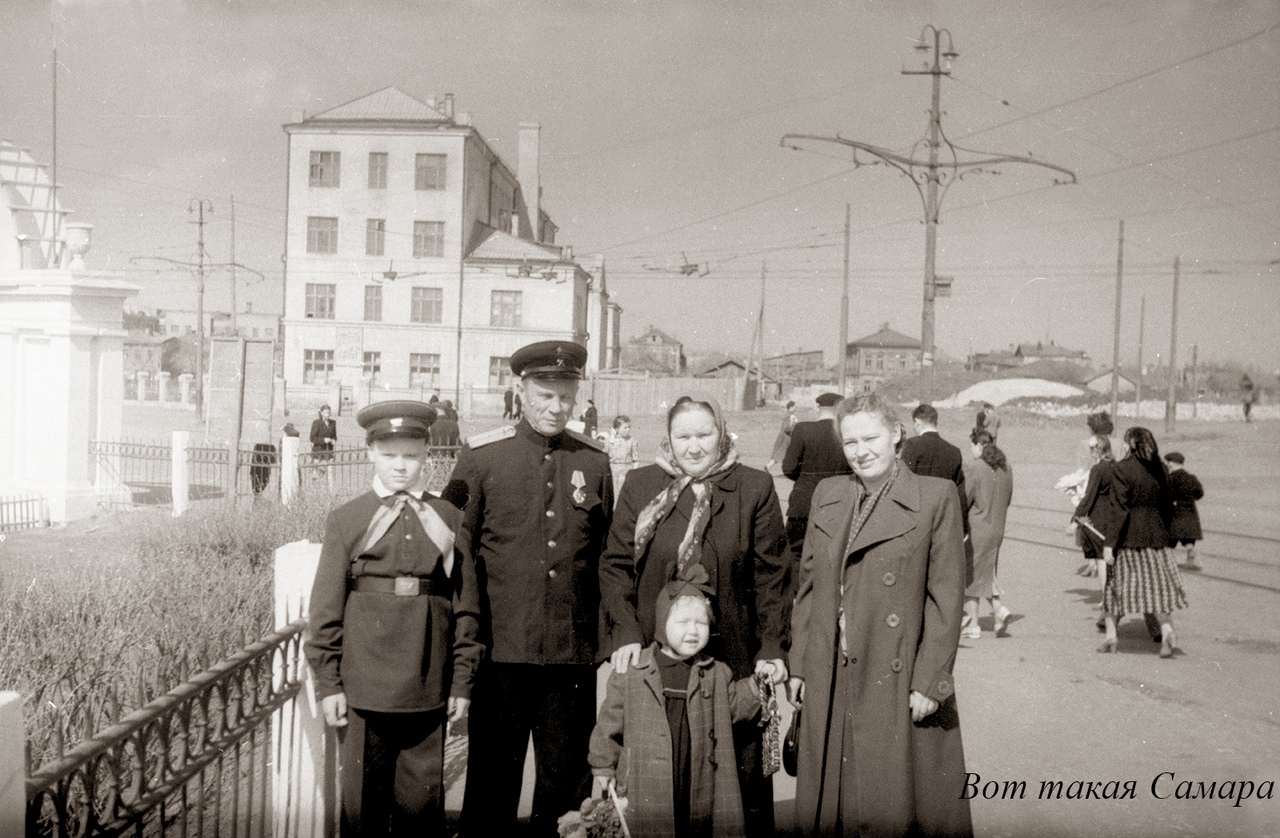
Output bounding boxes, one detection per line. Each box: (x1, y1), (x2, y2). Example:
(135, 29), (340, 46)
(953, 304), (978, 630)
(6, 0), (1279, 371)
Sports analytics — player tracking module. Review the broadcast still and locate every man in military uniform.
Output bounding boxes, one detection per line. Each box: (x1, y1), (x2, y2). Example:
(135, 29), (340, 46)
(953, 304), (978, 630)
(451, 341), (613, 837)
(305, 400), (481, 836)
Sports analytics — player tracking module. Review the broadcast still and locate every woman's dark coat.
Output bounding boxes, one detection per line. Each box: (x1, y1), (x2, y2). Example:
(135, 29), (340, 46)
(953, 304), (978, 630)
(1108, 457), (1172, 549)
(1167, 470), (1204, 542)
(791, 468), (972, 837)
(1074, 460), (1123, 557)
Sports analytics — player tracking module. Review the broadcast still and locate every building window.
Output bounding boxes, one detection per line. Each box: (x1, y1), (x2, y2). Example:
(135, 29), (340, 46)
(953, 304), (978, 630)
(410, 353), (441, 388)
(410, 287), (444, 324)
(305, 283), (336, 319)
(363, 351), (381, 383)
(490, 291), (522, 327)
(876, 353), (884, 371)
(489, 356), (513, 388)
(303, 349), (334, 384)
(306, 217), (338, 254)
(309, 151), (340, 187)
(413, 221), (444, 258)
(415, 153), (446, 190)
(364, 285), (382, 322)
(366, 219), (385, 256)
(368, 152), (387, 189)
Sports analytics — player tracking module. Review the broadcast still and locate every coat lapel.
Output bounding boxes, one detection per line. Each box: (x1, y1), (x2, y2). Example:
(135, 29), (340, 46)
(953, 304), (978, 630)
(847, 466), (921, 556)
(811, 477), (855, 539)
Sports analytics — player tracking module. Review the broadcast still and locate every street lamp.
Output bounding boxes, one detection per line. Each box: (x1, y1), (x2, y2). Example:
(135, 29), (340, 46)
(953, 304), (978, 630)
(782, 25), (1076, 402)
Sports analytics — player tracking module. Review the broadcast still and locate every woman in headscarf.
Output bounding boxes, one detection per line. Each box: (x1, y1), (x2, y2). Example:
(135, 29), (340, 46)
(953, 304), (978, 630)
(1097, 426), (1188, 657)
(790, 394), (972, 838)
(599, 395), (790, 836)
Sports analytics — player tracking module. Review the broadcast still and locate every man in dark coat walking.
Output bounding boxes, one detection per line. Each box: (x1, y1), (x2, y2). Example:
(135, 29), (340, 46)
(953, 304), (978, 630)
(781, 392), (851, 608)
(901, 403), (968, 532)
(448, 341), (613, 837)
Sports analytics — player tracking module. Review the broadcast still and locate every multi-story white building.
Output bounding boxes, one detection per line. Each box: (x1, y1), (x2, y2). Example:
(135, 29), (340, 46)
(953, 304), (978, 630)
(281, 87), (619, 402)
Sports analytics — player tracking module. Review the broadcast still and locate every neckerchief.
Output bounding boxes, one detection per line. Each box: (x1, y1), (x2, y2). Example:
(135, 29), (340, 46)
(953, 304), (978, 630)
(837, 461), (900, 659)
(362, 475), (456, 576)
(633, 430), (739, 581)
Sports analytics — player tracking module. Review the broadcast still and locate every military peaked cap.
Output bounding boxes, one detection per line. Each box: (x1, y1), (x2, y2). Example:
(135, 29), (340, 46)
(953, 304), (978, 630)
(816, 392), (843, 407)
(357, 400), (437, 442)
(510, 340), (587, 380)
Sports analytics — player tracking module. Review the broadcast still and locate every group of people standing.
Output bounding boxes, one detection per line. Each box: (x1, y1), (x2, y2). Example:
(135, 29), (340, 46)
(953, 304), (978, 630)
(302, 340), (982, 837)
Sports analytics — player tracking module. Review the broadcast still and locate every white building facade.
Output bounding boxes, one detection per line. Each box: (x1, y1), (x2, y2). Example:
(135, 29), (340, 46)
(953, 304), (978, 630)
(280, 87), (618, 404)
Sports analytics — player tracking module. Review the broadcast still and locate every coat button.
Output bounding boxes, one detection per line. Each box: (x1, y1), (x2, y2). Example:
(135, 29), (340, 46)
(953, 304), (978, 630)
(548, 569), (557, 578)
(546, 510), (555, 517)
(547, 540), (556, 548)
(405, 533), (412, 540)
(882, 572), (895, 586)
(702, 689), (711, 699)
(890, 658), (903, 673)
(886, 613), (900, 628)
(546, 482), (554, 489)
(937, 679), (953, 696)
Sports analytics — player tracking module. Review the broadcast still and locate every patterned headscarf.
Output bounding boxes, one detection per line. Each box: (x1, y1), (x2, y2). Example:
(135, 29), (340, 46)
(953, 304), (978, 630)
(633, 395), (740, 580)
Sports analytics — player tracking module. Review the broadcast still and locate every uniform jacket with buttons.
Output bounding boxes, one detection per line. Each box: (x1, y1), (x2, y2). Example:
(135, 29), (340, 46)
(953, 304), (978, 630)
(305, 488), (482, 713)
(588, 645), (759, 838)
(790, 468), (972, 837)
(449, 419), (613, 664)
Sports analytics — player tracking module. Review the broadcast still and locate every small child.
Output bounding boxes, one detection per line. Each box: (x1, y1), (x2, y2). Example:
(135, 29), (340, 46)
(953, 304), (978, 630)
(589, 572), (760, 838)
(605, 415), (639, 496)
(1164, 451), (1205, 570)
(305, 400), (482, 835)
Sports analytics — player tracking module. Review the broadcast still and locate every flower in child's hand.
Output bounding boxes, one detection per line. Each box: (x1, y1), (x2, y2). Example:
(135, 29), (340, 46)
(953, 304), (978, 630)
(556, 808), (586, 838)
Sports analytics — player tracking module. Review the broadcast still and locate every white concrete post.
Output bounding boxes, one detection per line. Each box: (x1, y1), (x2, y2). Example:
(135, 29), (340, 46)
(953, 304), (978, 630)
(172, 430), (190, 517)
(280, 435), (301, 506)
(136, 370), (150, 402)
(179, 373), (193, 405)
(327, 382), (342, 414)
(272, 540), (333, 838)
(157, 371), (170, 404)
(355, 378), (371, 410)
(462, 383), (474, 419)
(0, 692), (24, 837)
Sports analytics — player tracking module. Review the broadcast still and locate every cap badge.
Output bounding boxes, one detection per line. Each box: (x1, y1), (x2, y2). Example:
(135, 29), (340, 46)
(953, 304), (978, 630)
(390, 418), (403, 428)
(556, 355), (566, 366)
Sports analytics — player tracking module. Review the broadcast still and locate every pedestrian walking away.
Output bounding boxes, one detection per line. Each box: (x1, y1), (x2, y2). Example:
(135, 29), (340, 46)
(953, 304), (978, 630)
(304, 400), (481, 837)
(1074, 435), (1123, 631)
(789, 393), (972, 837)
(765, 400), (797, 472)
(1164, 451), (1205, 571)
(900, 402), (968, 534)
(961, 429), (1014, 640)
(1097, 427), (1188, 658)
(448, 340), (613, 837)
(600, 394), (790, 837)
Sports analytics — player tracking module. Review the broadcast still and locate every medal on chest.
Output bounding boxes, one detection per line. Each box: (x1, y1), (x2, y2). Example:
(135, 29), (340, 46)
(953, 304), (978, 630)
(570, 470), (586, 505)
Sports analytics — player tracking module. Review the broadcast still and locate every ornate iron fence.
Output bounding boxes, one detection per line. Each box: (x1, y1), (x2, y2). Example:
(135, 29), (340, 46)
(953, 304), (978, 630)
(26, 620), (312, 838)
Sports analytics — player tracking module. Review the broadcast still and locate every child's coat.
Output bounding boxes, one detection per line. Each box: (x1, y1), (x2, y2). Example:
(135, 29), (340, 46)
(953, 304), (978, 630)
(588, 645), (760, 838)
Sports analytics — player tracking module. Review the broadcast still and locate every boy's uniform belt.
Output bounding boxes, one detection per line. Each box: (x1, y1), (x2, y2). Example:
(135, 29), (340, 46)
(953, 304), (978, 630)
(353, 576), (439, 596)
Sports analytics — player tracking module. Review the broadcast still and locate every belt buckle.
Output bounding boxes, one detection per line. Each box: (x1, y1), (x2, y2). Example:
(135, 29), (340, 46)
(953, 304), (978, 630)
(393, 576), (418, 597)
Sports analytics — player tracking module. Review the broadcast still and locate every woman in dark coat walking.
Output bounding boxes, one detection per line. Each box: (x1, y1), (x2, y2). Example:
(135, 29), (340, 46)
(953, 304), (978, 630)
(599, 395), (790, 836)
(790, 394), (971, 838)
(1098, 427), (1188, 657)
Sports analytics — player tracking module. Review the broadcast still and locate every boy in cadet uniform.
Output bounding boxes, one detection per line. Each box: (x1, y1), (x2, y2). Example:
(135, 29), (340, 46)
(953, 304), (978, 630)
(305, 400), (482, 837)
(447, 340), (614, 838)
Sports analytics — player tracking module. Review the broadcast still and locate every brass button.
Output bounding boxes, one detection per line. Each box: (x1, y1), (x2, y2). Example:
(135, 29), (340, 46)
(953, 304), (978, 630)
(937, 680), (953, 696)
(405, 534), (412, 540)
(546, 510), (555, 518)
(547, 540), (556, 548)
(546, 482), (554, 489)
(890, 658), (903, 673)
(548, 569), (557, 578)
(886, 613), (900, 628)
(882, 572), (896, 586)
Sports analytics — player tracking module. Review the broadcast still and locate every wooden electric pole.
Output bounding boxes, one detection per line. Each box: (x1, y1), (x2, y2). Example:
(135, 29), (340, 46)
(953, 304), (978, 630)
(1165, 255), (1181, 434)
(1109, 221), (1124, 423)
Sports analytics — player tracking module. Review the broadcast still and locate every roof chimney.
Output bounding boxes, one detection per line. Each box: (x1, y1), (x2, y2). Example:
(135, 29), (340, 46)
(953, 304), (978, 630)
(518, 122), (541, 241)
(443, 93), (455, 119)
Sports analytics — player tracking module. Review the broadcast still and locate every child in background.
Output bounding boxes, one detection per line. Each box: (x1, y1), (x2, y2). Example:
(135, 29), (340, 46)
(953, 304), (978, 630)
(605, 415), (639, 496)
(1164, 451), (1205, 570)
(589, 569), (760, 838)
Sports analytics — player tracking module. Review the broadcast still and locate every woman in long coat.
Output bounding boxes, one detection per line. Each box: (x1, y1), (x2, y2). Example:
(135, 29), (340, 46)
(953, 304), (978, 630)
(600, 395), (790, 836)
(791, 394), (972, 838)
(961, 429), (1014, 639)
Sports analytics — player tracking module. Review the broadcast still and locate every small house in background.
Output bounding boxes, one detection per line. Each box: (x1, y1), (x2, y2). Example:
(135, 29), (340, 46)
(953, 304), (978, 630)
(695, 358), (781, 401)
(1086, 368), (1137, 394)
(763, 349), (834, 389)
(1014, 340), (1090, 366)
(620, 326), (687, 375)
(846, 324), (921, 393)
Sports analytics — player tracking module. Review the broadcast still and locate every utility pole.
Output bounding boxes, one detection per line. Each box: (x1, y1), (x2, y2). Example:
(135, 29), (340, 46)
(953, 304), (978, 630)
(1190, 343), (1199, 419)
(1135, 293), (1145, 418)
(1109, 221), (1124, 423)
(1165, 255), (1180, 434)
(189, 198), (214, 413)
(839, 203), (851, 394)
(51, 43), (58, 267)
(782, 26), (1076, 403)
(230, 195), (237, 335)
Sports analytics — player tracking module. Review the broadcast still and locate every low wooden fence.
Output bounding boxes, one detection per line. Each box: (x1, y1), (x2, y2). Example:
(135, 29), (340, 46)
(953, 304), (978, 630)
(0, 493), (48, 533)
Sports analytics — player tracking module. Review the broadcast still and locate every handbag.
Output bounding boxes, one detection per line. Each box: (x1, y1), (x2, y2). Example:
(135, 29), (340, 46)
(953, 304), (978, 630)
(782, 705), (801, 777)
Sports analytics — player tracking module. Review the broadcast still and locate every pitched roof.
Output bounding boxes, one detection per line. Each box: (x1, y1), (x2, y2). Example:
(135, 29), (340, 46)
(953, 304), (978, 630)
(1015, 341), (1087, 359)
(465, 224), (563, 262)
(848, 324), (921, 350)
(632, 326), (683, 346)
(695, 358), (780, 382)
(306, 87), (450, 123)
